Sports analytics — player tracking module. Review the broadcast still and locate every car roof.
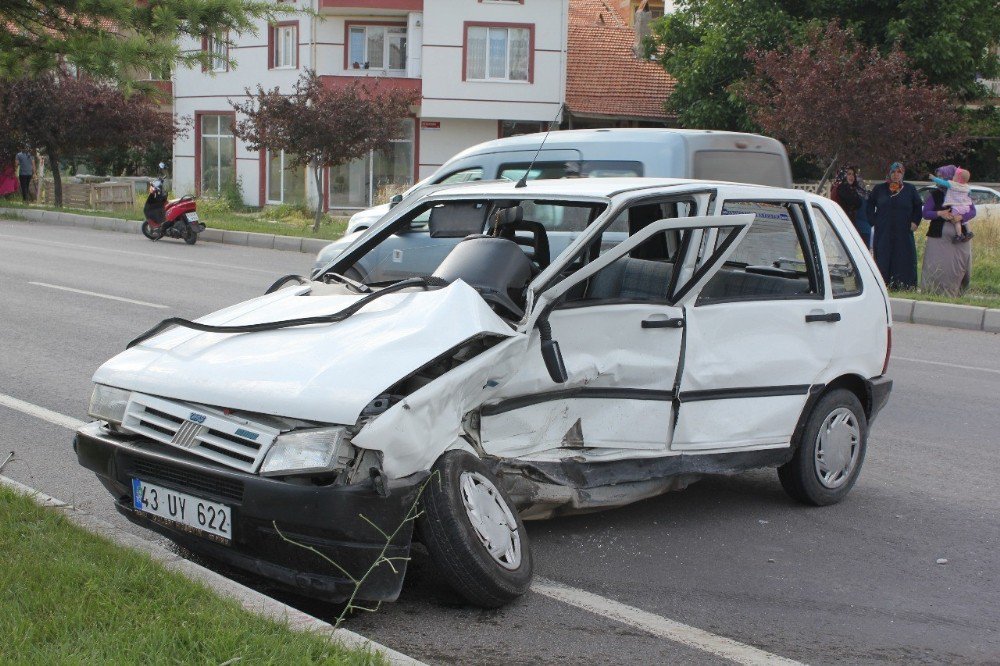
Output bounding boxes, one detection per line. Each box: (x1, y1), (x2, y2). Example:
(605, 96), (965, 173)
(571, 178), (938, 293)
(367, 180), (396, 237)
(424, 177), (809, 201)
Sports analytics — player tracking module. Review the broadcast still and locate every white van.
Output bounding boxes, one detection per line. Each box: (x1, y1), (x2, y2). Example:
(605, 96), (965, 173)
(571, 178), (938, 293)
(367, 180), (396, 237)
(341, 128), (792, 234)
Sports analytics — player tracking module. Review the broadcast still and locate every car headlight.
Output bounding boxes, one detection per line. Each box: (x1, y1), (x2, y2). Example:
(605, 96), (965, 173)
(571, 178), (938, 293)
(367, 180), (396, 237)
(88, 385), (130, 425)
(259, 426), (354, 477)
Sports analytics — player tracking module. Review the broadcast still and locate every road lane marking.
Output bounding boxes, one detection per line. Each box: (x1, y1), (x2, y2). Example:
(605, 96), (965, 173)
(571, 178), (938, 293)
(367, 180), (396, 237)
(0, 393), (85, 430)
(28, 282), (169, 309)
(0, 232), (281, 275)
(531, 577), (804, 666)
(3, 389), (804, 665)
(893, 356), (1000, 376)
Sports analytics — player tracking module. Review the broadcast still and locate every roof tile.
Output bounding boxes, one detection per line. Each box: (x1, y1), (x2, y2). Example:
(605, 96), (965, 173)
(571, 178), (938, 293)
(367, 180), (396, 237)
(566, 0), (675, 120)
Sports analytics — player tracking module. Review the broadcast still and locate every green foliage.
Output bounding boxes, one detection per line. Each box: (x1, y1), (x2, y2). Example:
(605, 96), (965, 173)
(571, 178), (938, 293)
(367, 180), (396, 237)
(0, 487), (386, 665)
(650, 0), (1000, 130)
(0, 74), (178, 206)
(739, 21), (966, 178)
(231, 70), (417, 230)
(0, 0), (294, 86)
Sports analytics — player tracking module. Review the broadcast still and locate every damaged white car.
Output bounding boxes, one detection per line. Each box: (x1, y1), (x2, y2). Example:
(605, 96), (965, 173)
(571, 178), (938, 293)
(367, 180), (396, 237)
(75, 178), (892, 608)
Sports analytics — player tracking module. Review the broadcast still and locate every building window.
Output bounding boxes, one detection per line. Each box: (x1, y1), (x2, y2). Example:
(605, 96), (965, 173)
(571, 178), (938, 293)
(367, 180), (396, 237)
(500, 120), (546, 138)
(205, 33), (228, 72)
(348, 25), (407, 71)
(330, 120), (414, 207)
(272, 24), (298, 69)
(465, 24), (532, 81)
(267, 150), (306, 205)
(199, 114), (235, 194)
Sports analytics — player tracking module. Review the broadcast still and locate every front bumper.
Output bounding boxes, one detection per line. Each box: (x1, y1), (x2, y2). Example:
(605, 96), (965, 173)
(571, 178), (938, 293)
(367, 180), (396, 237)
(74, 421), (426, 603)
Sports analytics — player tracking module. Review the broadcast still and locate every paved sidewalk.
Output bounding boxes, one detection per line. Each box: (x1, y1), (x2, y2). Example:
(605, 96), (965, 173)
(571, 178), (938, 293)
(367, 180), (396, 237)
(4, 206), (998, 333)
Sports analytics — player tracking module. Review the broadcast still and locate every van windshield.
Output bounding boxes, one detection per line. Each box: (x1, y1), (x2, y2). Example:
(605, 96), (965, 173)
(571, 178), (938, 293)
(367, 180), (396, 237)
(499, 160), (643, 181)
(693, 151), (789, 187)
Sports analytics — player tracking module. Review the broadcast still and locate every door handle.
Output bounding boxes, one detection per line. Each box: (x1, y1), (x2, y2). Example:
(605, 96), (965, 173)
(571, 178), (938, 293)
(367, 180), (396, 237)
(805, 312), (841, 323)
(642, 317), (684, 329)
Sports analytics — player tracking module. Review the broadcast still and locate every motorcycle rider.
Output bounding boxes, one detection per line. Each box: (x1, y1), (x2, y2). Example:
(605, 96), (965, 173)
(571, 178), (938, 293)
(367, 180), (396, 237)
(143, 178), (168, 240)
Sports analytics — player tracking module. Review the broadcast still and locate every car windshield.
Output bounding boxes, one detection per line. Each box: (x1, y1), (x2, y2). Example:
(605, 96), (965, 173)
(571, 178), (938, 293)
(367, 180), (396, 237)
(321, 196), (608, 287)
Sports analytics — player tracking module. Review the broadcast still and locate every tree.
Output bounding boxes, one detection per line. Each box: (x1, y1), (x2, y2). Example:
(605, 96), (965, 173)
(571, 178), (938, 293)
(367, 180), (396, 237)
(0, 74), (179, 206)
(648, 0), (796, 130)
(0, 0), (286, 85)
(0, 0), (287, 86)
(648, 0), (1000, 130)
(231, 70), (417, 231)
(737, 22), (966, 190)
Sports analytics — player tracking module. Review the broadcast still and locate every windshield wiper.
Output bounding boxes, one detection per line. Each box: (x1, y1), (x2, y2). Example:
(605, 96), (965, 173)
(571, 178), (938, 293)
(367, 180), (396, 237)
(127, 276), (448, 349)
(323, 272), (371, 293)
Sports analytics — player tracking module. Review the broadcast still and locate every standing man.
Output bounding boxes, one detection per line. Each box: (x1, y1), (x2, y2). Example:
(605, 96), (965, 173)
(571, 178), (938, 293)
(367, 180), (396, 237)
(15, 147), (34, 202)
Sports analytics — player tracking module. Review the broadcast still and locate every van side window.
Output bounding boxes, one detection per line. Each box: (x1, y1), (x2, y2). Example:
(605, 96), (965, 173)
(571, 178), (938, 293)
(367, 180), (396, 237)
(498, 160), (643, 182)
(698, 200), (821, 304)
(436, 167), (484, 184)
(811, 204), (862, 297)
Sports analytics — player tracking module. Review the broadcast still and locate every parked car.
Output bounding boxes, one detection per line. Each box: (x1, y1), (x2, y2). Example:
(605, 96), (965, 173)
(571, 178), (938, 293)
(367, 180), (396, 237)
(76, 177), (892, 609)
(326, 128), (793, 266)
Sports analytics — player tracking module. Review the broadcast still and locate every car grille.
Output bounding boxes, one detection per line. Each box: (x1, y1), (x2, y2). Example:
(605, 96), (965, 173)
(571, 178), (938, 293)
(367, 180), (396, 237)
(124, 456), (245, 503)
(121, 393), (279, 473)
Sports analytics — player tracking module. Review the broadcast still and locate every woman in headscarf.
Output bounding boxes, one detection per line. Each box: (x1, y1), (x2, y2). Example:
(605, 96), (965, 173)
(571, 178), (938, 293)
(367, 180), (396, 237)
(920, 164), (976, 297)
(835, 165), (870, 245)
(866, 162), (923, 289)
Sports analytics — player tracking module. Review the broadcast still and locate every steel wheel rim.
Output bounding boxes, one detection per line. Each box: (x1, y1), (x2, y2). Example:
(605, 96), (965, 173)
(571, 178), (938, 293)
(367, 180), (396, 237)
(460, 471), (522, 570)
(814, 407), (861, 489)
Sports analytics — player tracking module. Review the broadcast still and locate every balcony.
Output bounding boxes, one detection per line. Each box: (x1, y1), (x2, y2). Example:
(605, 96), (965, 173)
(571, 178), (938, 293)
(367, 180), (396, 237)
(320, 0), (422, 12)
(320, 75), (421, 96)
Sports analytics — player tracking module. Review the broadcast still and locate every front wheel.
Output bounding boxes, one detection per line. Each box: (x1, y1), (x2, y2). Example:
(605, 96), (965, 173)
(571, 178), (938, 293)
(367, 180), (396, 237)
(141, 221), (156, 240)
(418, 451), (532, 607)
(778, 388), (868, 506)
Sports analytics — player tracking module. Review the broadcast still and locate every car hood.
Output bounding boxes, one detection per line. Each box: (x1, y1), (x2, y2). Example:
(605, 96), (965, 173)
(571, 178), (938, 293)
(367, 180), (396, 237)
(92, 281), (516, 424)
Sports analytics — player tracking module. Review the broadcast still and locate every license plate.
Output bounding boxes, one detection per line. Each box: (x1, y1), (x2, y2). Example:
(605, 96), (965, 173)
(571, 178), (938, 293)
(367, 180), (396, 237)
(132, 478), (231, 542)
(186, 212), (199, 222)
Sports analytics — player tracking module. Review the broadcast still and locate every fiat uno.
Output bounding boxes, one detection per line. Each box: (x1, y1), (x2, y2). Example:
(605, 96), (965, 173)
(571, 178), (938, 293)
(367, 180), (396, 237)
(75, 177), (892, 608)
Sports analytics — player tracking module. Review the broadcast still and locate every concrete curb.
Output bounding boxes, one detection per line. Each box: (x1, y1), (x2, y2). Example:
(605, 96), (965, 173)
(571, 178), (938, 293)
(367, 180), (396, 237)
(889, 297), (997, 333)
(0, 206), (328, 258)
(0, 474), (424, 666)
(4, 206), (998, 334)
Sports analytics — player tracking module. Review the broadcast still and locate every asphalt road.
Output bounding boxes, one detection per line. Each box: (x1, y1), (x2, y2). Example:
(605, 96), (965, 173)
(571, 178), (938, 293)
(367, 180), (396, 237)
(1, 219), (998, 665)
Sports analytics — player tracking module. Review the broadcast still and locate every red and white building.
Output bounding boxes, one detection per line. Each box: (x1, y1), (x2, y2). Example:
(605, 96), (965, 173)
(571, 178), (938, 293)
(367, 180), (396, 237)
(172, 0), (570, 209)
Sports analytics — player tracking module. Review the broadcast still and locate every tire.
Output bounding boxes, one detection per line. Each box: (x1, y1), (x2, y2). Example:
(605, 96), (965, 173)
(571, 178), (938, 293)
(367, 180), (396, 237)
(778, 388), (868, 506)
(141, 221), (156, 240)
(183, 223), (197, 245)
(417, 451), (532, 607)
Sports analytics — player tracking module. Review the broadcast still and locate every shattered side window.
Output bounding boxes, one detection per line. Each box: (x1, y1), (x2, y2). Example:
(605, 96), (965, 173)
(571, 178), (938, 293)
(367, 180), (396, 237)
(811, 204), (862, 297)
(698, 200), (820, 304)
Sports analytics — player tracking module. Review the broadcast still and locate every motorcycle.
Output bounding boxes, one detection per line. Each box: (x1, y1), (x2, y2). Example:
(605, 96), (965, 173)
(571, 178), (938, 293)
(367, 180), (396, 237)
(141, 164), (205, 245)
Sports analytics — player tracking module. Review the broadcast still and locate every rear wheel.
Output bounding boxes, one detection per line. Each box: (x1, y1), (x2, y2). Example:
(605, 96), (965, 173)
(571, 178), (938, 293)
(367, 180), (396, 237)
(418, 451), (532, 607)
(183, 222), (197, 245)
(778, 388), (867, 506)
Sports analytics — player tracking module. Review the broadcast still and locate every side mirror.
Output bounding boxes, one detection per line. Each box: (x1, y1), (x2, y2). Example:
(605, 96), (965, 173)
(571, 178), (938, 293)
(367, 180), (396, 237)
(158, 162), (167, 170)
(536, 319), (568, 384)
(389, 194), (404, 209)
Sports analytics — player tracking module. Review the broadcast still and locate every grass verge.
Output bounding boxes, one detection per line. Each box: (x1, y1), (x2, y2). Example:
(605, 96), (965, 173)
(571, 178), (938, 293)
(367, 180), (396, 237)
(0, 486), (384, 665)
(891, 214), (1000, 309)
(0, 199), (350, 241)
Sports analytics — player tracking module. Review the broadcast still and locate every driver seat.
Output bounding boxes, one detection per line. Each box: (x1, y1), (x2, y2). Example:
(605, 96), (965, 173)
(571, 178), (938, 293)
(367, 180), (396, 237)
(432, 236), (533, 319)
(494, 206), (551, 269)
